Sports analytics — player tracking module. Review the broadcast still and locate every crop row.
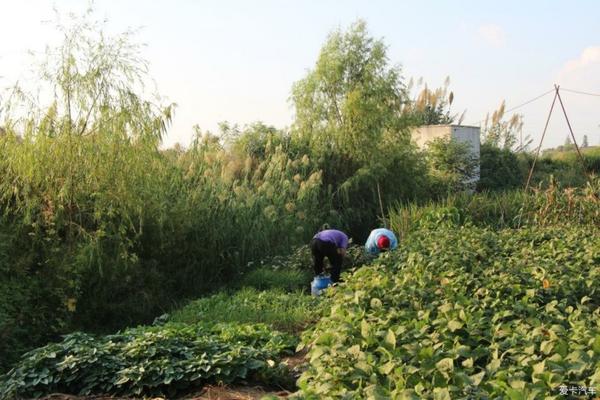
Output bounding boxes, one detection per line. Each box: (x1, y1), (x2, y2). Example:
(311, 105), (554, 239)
(297, 223), (600, 399)
(0, 322), (297, 398)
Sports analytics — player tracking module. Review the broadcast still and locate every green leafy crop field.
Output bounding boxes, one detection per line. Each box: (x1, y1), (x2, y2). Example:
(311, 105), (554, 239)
(0, 323), (297, 398)
(297, 223), (599, 399)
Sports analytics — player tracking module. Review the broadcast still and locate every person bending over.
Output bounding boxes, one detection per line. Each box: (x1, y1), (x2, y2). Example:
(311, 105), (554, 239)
(310, 228), (349, 283)
(365, 228), (398, 255)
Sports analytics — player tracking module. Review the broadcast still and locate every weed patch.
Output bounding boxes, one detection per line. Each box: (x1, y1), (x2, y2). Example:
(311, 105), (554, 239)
(169, 288), (323, 334)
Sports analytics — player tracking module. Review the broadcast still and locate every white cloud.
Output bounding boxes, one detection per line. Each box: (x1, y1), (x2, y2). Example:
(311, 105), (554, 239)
(555, 47), (600, 148)
(478, 24), (506, 48)
(559, 46), (600, 80)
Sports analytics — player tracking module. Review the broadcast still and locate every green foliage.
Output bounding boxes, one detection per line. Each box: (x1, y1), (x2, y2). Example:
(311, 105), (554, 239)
(2, 8), (171, 144)
(478, 105), (596, 190)
(178, 134), (325, 269)
(0, 219), (72, 372)
(0, 119), (325, 368)
(478, 142), (598, 192)
(221, 121), (293, 161)
(0, 322), (297, 398)
(530, 159), (589, 189)
(169, 288), (321, 333)
(290, 19), (429, 240)
(390, 178), (600, 239)
(0, 11), (178, 365)
(238, 267), (313, 292)
(235, 243), (376, 292)
(477, 143), (528, 191)
(296, 222), (600, 399)
(3, 11), (597, 384)
(291, 19), (408, 162)
(0, 12), (326, 372)
(539, 146), (600, 180)
(234, 245), (316, 292)
(426, 137), (479, 195)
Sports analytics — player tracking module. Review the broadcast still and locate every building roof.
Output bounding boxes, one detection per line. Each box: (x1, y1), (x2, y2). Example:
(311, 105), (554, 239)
(415, 124), (481, 129)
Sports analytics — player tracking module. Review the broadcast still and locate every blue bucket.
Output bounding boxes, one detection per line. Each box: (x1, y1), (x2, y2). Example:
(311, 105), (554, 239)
(311, 274), (333, 296)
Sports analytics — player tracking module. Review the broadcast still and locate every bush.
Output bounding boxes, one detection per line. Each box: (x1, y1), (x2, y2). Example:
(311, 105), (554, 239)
(426, 137), (479, 196)
(477, 143), (527, 191)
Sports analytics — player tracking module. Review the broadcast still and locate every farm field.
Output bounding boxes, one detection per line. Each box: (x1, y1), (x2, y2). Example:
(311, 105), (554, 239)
(2, 183), (598, 399)
(2, 8), (600, 400)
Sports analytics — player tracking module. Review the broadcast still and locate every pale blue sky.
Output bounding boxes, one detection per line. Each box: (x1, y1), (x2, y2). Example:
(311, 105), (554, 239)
(1, 0), (599, 148)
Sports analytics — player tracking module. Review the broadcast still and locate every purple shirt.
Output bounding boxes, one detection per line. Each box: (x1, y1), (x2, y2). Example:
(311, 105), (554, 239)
(314, 229), (349, 249)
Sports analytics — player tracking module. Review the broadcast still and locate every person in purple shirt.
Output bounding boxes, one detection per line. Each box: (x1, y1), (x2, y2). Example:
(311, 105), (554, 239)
(311, 228), (349, 283)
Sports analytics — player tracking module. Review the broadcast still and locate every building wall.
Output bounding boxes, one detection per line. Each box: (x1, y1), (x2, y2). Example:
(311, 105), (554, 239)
(412, 125), (452, 148)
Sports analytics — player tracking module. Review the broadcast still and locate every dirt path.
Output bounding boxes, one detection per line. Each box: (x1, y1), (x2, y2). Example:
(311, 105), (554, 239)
(40, 386), (290, 400)
(186, 385), (291, 400)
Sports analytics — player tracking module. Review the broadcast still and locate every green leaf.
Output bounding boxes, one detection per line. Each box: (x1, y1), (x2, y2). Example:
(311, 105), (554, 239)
(461, 358), (473, 368)
(315, 332), (335, 345)
(433, 387), (451, 400)
(486, 359), (501, 374)
(447, 320), (463, 332)
(346, 343), (359, 354)
(419, 346), (434, 359)
(540, 340), (554, 354)
(438, 303), (453, 314)
(365, 384), (389, 400)
(592, 335), (600, 355)
(370, 298), (383, 309)
(470, 371), (485, 386)
(379, 361), (395, 375)
(532, 360), (545, 376)
(115, 376), (130, 385)
(509, 380), (526, 389)
(435, 358), (454, 374)
(414, 383), (425, 395)
(505, 387), (526, 400)
(384, 329), (396, 349)
(361, 319), (371, 339)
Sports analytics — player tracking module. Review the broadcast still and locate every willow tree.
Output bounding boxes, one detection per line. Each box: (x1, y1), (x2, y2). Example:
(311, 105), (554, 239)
(1, 8), (173, 142)
(291, 20), (426, 237)
(0, 8), (176, 367)
(0, 8), (175, 235)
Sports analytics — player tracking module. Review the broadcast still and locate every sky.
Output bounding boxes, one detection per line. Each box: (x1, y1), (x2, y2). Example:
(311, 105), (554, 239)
(1, 0), (599, 149)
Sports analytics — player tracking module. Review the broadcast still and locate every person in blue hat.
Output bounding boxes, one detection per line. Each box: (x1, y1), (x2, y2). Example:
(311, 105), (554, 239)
(365, 228), (398, 255)
(311, 228), (349, 283)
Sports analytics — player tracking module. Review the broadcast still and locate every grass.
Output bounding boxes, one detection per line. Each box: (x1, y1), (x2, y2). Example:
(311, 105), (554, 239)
(236, 266), (313, 292)
(542, 145), (600, 160)
(168, 288), (323, 333)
